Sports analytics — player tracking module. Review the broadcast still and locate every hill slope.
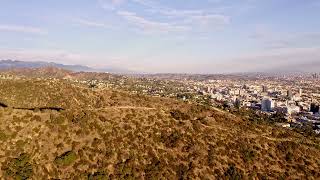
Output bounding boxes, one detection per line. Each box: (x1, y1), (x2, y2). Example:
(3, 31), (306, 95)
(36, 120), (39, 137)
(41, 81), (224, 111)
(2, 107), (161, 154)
(0, 79), (319, 179)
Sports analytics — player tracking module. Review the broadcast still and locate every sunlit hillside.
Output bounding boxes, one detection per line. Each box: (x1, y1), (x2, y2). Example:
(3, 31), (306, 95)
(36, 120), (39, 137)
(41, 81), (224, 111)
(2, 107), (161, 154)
(0, 78), (319, 179)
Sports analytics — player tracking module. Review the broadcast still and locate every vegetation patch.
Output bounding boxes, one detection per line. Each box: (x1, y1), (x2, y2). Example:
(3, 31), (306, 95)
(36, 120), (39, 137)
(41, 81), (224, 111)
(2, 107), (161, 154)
(2, 153), (33, 180)
(88, 171), (109, 180)
(115, 159), (136, 179)
(0, 130), (8, 141)
(144, 158), (162, 179)
(241, 148), (256, 163)
(160, 130), (182, 148)
(54, 151), (77, 166)
(224, 164), (243, 180)
(170, 109), (191, 120)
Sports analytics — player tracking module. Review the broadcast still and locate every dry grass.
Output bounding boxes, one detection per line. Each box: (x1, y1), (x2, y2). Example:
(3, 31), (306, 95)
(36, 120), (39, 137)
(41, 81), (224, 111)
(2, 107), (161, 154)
(0, 79), (319, 179)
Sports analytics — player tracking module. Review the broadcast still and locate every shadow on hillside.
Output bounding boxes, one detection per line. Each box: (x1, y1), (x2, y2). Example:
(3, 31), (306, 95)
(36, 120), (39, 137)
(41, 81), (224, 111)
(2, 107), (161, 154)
(0, 102), (64, 112)
(14, 107), (65, 112)
(0, 102), (8, 108)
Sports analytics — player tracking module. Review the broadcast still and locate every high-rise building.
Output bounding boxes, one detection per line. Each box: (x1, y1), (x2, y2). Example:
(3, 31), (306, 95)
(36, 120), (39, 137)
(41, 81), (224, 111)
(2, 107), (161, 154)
(299, 88), (303, 96)
(262, 85), (268, 93)
(310, 103), (320, 114)
(261, 98), (274, 112)
(287, 90), (293, 98)
(312, 73), (319, 79)
(235, 98), (242, 108)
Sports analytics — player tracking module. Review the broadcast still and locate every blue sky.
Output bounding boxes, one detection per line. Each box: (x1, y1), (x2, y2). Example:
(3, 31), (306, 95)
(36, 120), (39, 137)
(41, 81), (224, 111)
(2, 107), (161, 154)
(0, 0), (320, 73)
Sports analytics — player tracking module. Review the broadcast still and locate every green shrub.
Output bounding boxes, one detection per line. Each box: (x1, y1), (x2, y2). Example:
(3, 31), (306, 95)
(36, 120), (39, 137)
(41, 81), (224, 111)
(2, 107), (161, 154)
(170, 110), (191, 120)
(224, 164), (243, 180)
(115, 159), (136, 179)
(88, 171), (109, 180)
(16, 140), (27, 150)
(285, 152), (294, 162)
(160, 130), (181, 148)
(54, 151), (77, 166)
(241, 148), (256, 163)
(0, 131), (8, 141)
(2, 153), (33, 180)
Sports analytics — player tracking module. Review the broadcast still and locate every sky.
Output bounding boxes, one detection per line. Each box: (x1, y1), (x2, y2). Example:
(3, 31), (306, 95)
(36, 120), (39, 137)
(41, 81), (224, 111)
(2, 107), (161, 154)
(0, 0), (320, 73)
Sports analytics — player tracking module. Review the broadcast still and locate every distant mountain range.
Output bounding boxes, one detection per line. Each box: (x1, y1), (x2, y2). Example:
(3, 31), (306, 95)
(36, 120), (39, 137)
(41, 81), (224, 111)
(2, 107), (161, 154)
(0, 60), (133, 74)
(2, 59), (318, 75)
(0, 60), (94, 72)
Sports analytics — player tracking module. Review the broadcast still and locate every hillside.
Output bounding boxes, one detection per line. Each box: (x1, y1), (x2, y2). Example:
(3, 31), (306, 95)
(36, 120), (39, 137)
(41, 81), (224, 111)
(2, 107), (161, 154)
(0, 66), (123, 81)
(0, 79), (319, 179)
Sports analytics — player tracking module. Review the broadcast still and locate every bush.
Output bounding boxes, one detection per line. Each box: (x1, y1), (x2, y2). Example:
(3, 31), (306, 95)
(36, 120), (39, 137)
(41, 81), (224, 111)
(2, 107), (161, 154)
(224, 164), (243, 180)
(0, 130), (8, 141)
(170, 110), (191, 120)
(54, 151), (77, 166)
(241, 148), (256, 163)
(285, 152), (294, 162)
(160, 130), (181, 148)
(88, 171), (109, 180)
(2, 153), (33, 180)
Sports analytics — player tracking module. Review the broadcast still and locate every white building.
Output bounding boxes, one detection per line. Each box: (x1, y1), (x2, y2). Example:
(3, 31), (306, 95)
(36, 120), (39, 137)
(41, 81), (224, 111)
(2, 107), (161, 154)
(287, 105), (300, 115)
(299, 88), (303, 96)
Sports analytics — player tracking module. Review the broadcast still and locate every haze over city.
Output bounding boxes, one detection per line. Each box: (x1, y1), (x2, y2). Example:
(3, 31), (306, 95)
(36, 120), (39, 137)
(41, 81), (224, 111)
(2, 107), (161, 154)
(0, 0), (320, 73)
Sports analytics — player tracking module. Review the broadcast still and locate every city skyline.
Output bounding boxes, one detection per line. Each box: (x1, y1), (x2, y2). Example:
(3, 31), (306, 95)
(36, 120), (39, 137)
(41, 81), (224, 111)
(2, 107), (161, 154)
(0, 0), (320, 73)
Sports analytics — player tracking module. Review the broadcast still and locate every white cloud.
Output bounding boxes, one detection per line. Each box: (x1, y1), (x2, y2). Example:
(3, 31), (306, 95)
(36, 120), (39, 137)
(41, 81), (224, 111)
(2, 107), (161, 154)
(72, 18), (112, 29)
(117, 11), (189, 33)
(186, 14), (230, 27)
(149, 8), (230, 29)
(0, 25), (47, 35)
(98, 0), (230, 32)
(99, 0), (126, 10)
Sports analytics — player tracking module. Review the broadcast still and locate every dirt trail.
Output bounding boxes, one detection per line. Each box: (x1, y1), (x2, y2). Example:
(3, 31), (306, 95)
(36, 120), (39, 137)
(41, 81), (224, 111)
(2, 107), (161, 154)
(96, 106), (157, 110)
(212, 107), (237, 118)
(246, 132), (295, 142)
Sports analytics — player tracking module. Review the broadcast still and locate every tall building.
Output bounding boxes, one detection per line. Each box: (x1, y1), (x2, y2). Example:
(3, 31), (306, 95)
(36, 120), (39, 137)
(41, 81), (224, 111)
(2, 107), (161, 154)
(287, 90), (293, 99)
(273, 87), (277, 92)
(261, 98), (274, 112)
(235, 98), (242, 108)
(299, 88), (303, 96)
(312, 73), (319, 79)
(262, 85), (268, 93)
(310, 103), (320, 114)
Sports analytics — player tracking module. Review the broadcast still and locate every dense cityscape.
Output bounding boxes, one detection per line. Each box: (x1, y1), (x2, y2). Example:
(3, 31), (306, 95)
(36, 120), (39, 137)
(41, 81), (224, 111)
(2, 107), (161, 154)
(40, 71), (320, 135)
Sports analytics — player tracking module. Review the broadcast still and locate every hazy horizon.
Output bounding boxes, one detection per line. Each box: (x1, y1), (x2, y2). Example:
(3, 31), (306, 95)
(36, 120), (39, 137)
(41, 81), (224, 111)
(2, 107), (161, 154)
(1, 0), (320, 73)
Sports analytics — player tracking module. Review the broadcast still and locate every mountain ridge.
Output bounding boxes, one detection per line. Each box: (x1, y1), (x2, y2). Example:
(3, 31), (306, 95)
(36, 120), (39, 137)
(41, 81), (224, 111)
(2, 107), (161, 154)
(0, 60), (134, 74)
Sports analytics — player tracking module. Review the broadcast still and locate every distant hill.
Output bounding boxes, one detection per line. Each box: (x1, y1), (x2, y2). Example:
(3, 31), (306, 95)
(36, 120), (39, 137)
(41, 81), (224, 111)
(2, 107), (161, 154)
(0, 60), (93, 72)
(0, 60), (135, 74)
